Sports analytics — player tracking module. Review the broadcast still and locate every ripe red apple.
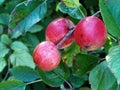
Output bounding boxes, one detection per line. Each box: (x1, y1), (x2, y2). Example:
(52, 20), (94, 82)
(33, 41), (61, 71)
(74, 16), (107, 51)
(46, 18), (74, 49)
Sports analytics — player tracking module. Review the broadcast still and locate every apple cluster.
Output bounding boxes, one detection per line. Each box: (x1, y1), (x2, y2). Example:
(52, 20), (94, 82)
(33, 16), (107, 71)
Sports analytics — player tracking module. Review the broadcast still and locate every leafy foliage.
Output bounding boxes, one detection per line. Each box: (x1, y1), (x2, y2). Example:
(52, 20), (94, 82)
(0, 0), (120, 90)
(10, 0), (47, 38)
(11, 66), (39, 82)
(73, 54), (99, 76)
(1, 34), (12, 45)
(106, 45), (120, 84)
(0, 80), (26, 90)
(99, 0), (120, 38)
(58, 2), (87, 19)
(37, 62), (70, 87)
(10, 50), (35, 68)
(0, 13), (9, 25)
(62, 42), (80, 67)
(0, 58), (6, 72)
(61, 0), (80, 8)
(0, 42), (9, 57)
(89, 61), (119, 90)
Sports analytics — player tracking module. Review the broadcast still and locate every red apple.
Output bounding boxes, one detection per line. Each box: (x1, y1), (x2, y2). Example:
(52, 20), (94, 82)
(46, 18), (74, 49)
(33, 41), (61, 71)
(74, 16), (107, 51)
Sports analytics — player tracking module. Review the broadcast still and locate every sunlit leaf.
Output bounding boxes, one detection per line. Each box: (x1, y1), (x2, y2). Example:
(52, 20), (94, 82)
(61, 0), (80, 8)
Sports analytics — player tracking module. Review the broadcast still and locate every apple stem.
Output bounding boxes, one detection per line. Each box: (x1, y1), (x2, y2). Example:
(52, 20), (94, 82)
(56, 26), (75, 49)
(92, 10), (101, 16)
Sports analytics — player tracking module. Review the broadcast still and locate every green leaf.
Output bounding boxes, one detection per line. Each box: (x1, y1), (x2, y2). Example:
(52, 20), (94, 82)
(53, 62), (70, 80)
(89, 61), (119, 90)
(10, 50), (35, 69)
(1, 34), (12, 45)
(0, 58), (6, 72)
(0, 42), (9, 58)
(73, 54), (99, 76)
(0, 25), (3, 34)
(9, 0), (44, 28)
(58, 2), (87, 19)
(61, 0), (80, 8)
(11, 66), (39, 82)
(28, 24), (43, 33)
(32, 82), (49, 90)
(0, 13), (9, 25)
(11, 41), (28, 51)
(11, 1), (47, 38)
(21, 33), (39, 53)
(79, 87), (91, 90)
(0, 0), (4, 5)
(0, 80), (26, 90)
(99, 0), (120, 38)
(21, 33), (39, 47)
(69, 75), (88, 88)
(62, 43), (80, 67)
(4, 0), (22, 13)
(37, 62), (70, 87)
(106, 45), (120, 84)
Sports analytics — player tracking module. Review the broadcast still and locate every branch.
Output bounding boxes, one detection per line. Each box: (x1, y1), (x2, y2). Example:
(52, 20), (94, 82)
(26, 79), (42, 85)
(56, 10), (102, 49)
(56, 26), (75, 49)
(2, 58), (11, 81)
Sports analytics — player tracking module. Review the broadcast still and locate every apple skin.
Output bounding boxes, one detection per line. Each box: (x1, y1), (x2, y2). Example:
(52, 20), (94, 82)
(46, 18), (74, 49)
(33, 41), (61, 71)
(74, 16), (107, 51)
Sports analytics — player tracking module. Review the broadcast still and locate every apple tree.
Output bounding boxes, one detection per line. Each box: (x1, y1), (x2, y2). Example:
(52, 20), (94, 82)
(0, 0), (120, 90)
